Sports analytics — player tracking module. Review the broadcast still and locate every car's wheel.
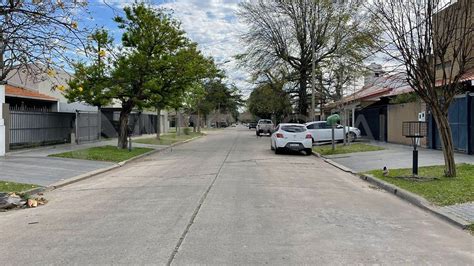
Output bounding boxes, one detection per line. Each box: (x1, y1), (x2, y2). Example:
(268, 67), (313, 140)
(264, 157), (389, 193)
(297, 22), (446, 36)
(305, 148), (313, 156)
(256, 131), (260, 136)
(271, 141), (275, 150)
(347, 132), (357, 142)
(275, 147), (280, 154)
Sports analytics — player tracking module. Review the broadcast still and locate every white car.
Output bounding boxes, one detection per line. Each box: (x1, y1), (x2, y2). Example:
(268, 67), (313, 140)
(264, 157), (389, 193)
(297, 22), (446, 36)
(305, 121), (361, 143)
(270, 123), (313, 155)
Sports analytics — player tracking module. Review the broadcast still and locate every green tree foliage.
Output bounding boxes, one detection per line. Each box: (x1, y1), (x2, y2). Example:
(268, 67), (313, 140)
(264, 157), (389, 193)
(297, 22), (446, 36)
(66, 29), (113, 108)
(202, 79), (243, 122)
(111, 3), (189, 149)
(247, 83), (292, 123)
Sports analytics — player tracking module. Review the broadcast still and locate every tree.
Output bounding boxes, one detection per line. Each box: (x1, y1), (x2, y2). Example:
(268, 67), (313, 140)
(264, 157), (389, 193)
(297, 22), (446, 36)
(183, 82), (207, 132)
(371, 0), (474, 177)
(238, 0), (378, 116)
(154, 42), (217, 136)
(65, 29), (113, 108)
(111, 3), (187, 149)
(0, 0), (87, 83)
(247, 72), (292, 123)
(202, 79), (243, 127)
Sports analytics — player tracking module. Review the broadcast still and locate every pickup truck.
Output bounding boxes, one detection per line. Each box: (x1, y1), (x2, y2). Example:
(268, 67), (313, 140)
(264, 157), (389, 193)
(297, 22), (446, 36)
(256, 119), (274, 136)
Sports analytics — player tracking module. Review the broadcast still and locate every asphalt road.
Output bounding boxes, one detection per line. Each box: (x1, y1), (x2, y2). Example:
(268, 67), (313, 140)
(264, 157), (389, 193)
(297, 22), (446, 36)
(0, 127), (472, 265)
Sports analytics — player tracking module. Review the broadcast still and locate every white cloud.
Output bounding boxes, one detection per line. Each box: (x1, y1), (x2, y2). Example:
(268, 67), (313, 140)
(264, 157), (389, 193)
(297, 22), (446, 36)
(98, 0), (254, 96)
(156, 0), (253, 95)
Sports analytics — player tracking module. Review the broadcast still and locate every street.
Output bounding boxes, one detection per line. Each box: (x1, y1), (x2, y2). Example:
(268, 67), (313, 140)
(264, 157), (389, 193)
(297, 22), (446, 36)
(0, 127), (472, 265)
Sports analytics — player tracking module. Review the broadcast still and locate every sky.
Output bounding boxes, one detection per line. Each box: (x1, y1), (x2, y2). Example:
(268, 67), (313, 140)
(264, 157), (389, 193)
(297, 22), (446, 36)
(85, 0), (252, 95)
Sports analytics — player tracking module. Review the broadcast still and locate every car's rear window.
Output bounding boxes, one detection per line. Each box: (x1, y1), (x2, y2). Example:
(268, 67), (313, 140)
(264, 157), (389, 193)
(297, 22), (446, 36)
(281, 125), (306, 133)
(259, 120), (272, 124)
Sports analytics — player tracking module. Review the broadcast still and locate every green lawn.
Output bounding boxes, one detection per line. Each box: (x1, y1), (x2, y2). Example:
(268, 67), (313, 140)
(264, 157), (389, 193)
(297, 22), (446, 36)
(313, 143), (385, 156)
(366, 164), (474, 206)
(468, 224), (474, 235)
(0, 181), (39, 193)
(49, 145), (153, 163)
(135, 132), (203, 145)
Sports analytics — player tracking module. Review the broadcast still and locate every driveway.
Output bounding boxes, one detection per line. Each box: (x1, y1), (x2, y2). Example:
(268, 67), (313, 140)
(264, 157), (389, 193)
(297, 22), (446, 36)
(0, 127), (472, 264)
(1, 136), (167, 186)
(325, 141), (474, 172)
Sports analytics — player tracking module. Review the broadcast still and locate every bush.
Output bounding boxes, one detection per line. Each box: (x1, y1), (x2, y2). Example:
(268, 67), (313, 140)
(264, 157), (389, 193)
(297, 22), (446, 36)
(183, 127), (191, 135)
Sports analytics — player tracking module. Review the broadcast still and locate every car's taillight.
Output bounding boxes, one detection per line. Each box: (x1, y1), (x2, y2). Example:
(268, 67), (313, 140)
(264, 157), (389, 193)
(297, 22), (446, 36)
(306, 134), (312, 139)
(276, 133), (284, 138)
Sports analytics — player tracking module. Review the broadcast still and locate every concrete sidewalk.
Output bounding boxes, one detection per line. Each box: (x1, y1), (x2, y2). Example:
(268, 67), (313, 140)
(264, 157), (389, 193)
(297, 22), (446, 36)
(326, 141), (474, 172)
(323, 141), (474, 224)
(1, 136), (167, 186)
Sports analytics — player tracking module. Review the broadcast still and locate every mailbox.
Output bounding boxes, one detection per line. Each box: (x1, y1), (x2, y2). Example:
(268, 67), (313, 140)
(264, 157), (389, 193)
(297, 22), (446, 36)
(326, 114), (341, 126)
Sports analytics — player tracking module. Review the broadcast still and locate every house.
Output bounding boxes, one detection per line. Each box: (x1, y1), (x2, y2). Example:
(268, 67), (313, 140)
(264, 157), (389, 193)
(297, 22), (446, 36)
(327, 65), (474, 154)
(5, 63), (97, 113)
(326, 64), (414, 143)
(5, 83), (59, 112)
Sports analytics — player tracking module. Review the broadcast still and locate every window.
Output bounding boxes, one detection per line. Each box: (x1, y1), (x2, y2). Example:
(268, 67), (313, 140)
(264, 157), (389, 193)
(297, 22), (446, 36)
(281, 125), (306, 133)
(258, 120), (273, 124)
(315, 122), (327, 129)
(306, 123), (316, 129)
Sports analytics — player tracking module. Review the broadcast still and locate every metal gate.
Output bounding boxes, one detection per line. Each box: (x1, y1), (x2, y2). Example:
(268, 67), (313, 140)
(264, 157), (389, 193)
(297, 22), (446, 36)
(75, 111), (100, 144)
(434, 95), (469, 152)
(355, 105), (387, 141)
(10, 111), (74, 149)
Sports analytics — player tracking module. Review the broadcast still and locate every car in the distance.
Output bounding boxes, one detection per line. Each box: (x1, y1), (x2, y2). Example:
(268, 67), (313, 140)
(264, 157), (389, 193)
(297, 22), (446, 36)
(270, 123), (313, 155)
(256, 119), (274, 136)
(248, 122), (257, 129)
(305, 121), (361, 143)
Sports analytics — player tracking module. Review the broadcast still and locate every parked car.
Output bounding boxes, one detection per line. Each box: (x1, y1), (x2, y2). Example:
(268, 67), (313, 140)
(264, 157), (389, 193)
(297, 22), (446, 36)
(305, 121), (361, 143)
(248, 122), (257, 129)
(256, 119), (274, 136)
(270, 123), (313, 155)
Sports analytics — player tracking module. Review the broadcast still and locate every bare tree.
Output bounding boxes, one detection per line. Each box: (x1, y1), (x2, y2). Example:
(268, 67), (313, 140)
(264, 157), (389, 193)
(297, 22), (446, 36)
(372, 0), (474, 177)
(238, 0), (378, 117)
(0, 0), (88, 83)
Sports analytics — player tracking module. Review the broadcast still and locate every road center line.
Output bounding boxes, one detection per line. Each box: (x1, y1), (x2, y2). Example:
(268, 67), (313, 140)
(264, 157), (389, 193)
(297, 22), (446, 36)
(166, 132), (239, 266)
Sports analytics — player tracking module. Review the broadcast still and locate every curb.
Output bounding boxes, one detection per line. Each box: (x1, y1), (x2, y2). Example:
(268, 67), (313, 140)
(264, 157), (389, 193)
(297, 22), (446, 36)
(311, 151), (471, 230)
(23, 135), (203, 196)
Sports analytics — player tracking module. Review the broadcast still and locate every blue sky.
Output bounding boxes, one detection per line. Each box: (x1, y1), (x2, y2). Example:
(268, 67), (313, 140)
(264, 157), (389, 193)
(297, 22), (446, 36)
(84, 0), (252, 95)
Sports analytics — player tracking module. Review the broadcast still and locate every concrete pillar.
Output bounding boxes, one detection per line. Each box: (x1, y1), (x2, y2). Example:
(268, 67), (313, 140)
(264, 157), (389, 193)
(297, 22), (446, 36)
(352, 107), (356, 127)
(0, 84), (6, 156)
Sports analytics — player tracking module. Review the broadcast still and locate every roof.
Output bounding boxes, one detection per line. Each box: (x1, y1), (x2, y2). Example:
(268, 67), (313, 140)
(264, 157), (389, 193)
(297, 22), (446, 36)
(327, 74), (408, 108)
(5, 84), (58, 102)
(435, 68), (474, 87)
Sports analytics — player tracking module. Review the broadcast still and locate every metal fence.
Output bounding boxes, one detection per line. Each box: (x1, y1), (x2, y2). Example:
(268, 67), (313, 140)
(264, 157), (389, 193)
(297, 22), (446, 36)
(75, 111), (100, 144)
(101, 111), (158, 137)
(10, 111), (74, 149)
(9, 110), (158, 149)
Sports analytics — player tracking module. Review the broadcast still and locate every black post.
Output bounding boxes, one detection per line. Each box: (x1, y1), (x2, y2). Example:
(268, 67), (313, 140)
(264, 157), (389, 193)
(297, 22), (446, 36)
(412, 139), (418, 176)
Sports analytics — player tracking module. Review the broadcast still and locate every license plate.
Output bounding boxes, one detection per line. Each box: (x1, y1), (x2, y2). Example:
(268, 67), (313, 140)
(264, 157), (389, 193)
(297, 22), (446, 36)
(290, 143), (299, 147)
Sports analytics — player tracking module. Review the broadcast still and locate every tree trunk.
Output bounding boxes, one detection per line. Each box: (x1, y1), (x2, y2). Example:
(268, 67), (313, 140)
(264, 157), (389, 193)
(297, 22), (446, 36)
(156, 107), (161, 140)
(117, 103), (133, 149)
(193, 113), (197, 133)
(298, 68), (308, 117)
(432, 107), (456, 177)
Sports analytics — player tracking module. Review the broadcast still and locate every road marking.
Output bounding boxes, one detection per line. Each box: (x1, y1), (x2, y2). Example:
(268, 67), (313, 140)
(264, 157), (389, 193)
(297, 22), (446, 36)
(166, 132), (239, 266)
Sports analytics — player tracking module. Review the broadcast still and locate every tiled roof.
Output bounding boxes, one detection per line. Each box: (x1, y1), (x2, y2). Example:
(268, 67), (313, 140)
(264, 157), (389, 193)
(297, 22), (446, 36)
(435, 68), (474, 86)
(5, 84), (58, 101)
